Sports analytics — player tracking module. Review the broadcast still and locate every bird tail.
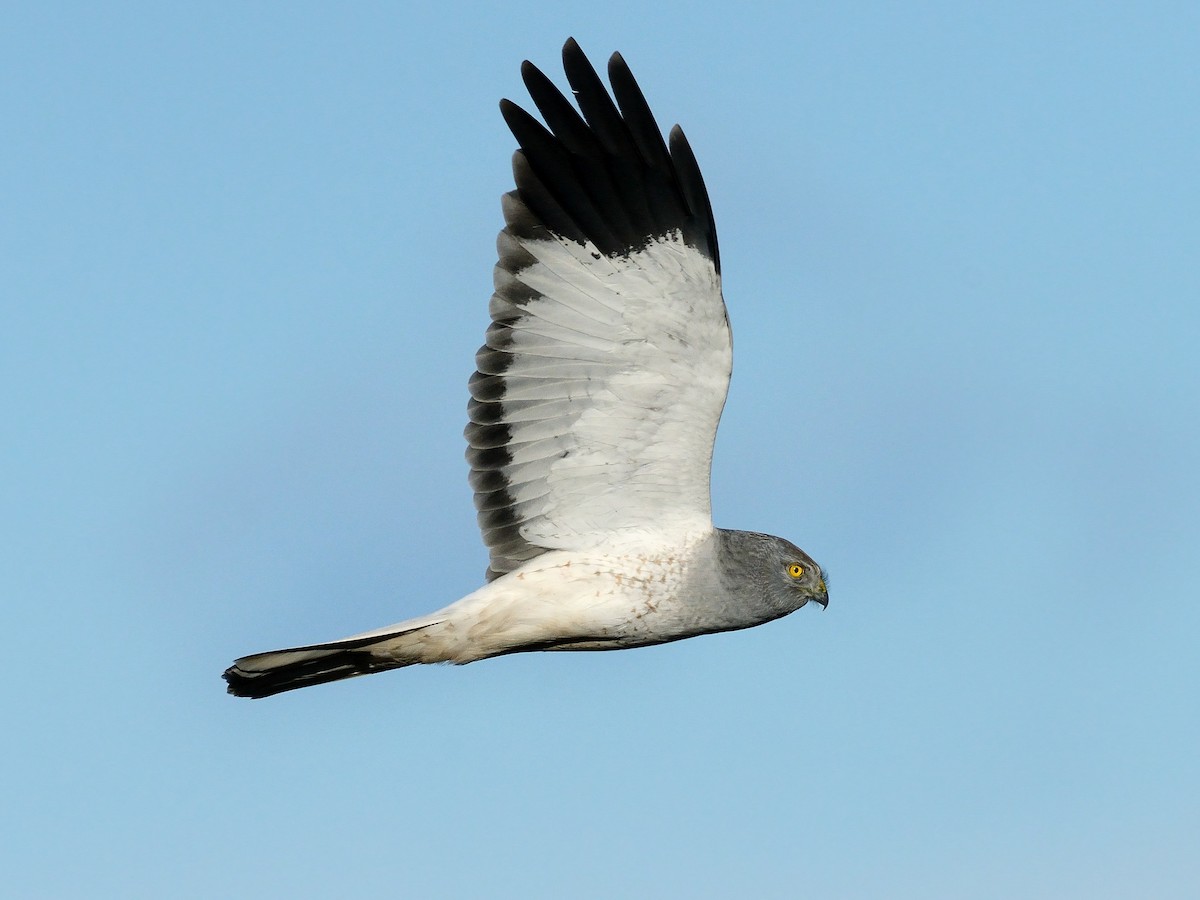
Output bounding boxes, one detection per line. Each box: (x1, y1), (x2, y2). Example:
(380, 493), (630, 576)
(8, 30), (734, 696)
(223, 621), (440, 699)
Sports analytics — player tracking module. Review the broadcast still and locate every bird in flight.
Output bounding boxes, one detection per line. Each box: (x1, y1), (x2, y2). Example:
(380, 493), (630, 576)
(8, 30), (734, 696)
(224, 38), (828, 699)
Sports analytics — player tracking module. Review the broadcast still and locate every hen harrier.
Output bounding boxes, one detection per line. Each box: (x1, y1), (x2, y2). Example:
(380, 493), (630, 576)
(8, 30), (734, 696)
(224, 39), (828, 699)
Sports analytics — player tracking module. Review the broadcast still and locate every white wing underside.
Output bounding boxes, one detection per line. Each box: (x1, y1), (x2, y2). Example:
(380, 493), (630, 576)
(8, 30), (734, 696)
(470, 214), (731, 571)
(464, 41), (730, 581)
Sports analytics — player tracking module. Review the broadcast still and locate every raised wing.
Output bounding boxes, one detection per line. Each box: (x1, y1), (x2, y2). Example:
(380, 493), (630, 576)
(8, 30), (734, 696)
(466, 39), (731, 581)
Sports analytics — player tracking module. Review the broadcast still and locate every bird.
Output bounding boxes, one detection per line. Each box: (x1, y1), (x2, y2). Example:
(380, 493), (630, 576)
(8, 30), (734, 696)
(223, 38), (828, 699)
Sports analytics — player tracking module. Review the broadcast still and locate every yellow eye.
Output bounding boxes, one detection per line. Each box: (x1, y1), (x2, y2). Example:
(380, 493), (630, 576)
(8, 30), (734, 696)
(787, 563), (805, 579)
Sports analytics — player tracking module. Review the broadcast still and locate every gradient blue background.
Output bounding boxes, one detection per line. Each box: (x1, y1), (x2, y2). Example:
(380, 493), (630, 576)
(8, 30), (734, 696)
(5, 3), (1197, 897)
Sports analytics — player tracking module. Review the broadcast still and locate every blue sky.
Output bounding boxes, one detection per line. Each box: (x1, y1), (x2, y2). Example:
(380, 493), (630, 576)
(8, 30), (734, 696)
(4, 3), (1198, 897)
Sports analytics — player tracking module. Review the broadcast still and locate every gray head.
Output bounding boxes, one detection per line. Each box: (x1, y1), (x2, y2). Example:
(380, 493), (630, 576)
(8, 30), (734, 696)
(716, 529), (829, 620)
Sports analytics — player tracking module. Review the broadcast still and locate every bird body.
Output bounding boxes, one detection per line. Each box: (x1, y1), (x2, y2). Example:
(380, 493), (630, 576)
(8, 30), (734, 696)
(224, 39), (827, 699)
(227, 529), (819, 697)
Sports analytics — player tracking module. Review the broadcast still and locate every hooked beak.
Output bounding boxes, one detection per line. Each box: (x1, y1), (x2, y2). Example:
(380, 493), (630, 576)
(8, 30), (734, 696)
(813, 578), (829, 610)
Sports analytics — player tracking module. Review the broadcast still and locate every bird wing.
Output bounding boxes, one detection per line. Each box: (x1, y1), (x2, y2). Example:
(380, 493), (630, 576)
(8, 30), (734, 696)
(466, 39), (731, 581)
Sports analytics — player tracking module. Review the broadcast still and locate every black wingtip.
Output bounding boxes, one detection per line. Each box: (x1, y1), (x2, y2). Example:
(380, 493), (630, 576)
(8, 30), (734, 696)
(498, 97), (520, 119)
(500, 38), (719, 268)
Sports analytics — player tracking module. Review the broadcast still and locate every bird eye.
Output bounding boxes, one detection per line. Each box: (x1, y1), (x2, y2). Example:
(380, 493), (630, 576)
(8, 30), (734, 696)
(787, 564), (804, 578)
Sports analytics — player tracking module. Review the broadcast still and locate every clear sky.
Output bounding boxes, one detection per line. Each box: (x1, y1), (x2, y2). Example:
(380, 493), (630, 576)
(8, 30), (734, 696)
(4, 2), (1198, 897)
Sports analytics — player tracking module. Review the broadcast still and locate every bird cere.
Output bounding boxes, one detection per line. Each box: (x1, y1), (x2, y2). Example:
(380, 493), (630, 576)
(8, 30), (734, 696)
(224, 39), (828, 699)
